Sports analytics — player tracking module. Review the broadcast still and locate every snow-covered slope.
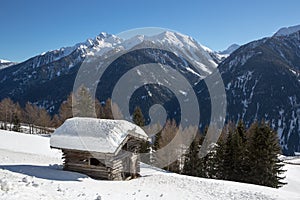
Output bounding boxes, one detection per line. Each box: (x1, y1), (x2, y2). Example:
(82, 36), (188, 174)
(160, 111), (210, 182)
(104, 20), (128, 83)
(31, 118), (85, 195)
(219, 44), (240, 56)
(147, 31), (217, 68)
(0, 130), (299, 200)
(0, 59), (17, 70)
(200, 44), (227, 64)
(199, 43), (240, 64)
(274, 24), (300, 37)
(0, 59), (11, 64)
(117, 31), (218, 75)
(6, 31), (217, 75)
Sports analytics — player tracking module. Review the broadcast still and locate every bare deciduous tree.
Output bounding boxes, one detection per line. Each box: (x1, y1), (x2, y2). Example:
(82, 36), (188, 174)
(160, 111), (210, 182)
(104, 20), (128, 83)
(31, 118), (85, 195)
(24, 102), (39, 134)
(59, 93), (74, 122)
(0, 98), (16, 130)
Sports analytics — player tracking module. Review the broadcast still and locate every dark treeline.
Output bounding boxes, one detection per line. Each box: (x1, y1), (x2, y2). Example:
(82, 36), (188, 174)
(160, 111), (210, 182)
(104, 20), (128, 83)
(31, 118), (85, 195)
(182, 120), (286, 188)
(132, 106), (286, 188)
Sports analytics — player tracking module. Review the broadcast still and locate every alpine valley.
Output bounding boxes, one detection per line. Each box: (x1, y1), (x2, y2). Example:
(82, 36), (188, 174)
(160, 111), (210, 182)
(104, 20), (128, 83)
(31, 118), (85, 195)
(1, 25), (300, 155)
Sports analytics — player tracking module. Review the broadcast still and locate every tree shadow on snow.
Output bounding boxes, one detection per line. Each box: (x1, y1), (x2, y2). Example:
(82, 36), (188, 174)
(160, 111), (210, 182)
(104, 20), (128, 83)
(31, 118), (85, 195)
(0, 164), (88, 181)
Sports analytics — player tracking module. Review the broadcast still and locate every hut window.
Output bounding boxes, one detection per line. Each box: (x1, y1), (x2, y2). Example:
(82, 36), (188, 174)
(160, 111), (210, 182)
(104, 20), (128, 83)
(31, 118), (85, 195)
(90, 158), (100, 166)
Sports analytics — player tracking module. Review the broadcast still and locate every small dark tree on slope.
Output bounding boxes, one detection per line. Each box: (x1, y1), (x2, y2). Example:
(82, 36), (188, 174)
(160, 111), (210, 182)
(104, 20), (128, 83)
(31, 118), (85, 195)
(12, 114), (21, 132)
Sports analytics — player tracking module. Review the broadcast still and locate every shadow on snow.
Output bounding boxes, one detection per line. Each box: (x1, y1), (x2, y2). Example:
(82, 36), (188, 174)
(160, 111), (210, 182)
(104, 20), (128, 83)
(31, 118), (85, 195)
(0, 164), (88, 181)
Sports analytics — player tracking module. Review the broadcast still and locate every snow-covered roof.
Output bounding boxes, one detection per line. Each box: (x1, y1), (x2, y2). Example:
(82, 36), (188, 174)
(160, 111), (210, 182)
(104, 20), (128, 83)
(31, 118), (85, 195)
(50, 117), (148, 154)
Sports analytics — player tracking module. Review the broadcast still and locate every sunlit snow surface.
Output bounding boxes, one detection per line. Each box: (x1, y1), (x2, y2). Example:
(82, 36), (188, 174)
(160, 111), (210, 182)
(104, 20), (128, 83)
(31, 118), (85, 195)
(0, 130), (299, 200)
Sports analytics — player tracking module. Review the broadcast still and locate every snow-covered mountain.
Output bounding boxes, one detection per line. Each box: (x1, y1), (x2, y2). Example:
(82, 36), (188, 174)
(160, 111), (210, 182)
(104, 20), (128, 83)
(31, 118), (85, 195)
(0, 130), (299, 199)
(199, 27), (300, 155)
(0, 59), (11, 64)
(0, 31), (216, 114)
(274, 24), (300, 37)
(0, 59), (17, 70)
(199, 43), (240, 65)
(219, 44), (240, 55)
(0, 31), (216, 75)
(1, 26), (300, 155)
(199, 45), (226, 64)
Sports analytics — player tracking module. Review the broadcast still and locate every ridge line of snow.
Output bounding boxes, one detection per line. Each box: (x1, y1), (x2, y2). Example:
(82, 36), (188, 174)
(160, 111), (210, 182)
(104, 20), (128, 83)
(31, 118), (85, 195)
(274, 24), (300, 37)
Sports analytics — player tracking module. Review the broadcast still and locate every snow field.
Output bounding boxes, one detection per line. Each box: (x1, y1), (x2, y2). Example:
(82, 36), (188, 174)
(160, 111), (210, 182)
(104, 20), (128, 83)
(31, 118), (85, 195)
(0, 130), (299, 200)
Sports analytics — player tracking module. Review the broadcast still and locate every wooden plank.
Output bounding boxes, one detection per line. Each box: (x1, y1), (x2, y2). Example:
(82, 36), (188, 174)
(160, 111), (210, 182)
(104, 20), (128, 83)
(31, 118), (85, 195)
(65, 166), (109, 179)
(66, 163), (107, 171)
(60, 144), (143, 181)
(61, 149), (114, 160)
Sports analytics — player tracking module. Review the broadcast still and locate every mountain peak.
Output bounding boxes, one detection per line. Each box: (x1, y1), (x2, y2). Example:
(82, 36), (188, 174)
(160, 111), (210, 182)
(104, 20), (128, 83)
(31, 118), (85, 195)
(274, 24), (300, 37)
(96, 32), (115, 40)
(0, 59), (17, 70)
(0, 59), (11, 64)
(146, 30), (194, 45)
(219, 44), (240, 55)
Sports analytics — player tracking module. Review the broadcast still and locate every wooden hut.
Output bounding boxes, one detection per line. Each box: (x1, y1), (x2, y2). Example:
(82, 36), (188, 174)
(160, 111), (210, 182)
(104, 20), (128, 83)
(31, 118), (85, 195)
(50, 117), (148, 180)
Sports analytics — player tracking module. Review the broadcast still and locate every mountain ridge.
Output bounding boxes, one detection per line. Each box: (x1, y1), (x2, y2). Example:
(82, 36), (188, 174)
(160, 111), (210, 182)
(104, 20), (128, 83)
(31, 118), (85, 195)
(0, 59), (17, 70)
(1, 27), (300, 155)
(0, 30), (217, 113)
(274, 24), (300, 37)
(212, 30), (300, 155)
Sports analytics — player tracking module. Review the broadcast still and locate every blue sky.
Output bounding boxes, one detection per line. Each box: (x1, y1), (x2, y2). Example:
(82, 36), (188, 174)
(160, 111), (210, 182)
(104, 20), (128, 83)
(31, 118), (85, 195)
(1, 0), (300, 62)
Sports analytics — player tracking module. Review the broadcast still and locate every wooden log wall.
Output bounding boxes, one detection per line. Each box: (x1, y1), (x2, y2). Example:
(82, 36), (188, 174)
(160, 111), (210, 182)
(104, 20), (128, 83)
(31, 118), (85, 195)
(60, 136), (144, 180)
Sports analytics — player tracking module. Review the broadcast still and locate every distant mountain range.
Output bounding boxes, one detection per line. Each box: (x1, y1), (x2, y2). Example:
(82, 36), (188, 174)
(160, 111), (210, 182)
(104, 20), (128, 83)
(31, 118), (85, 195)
(1, 25), (300, 155)
(218, 44), (240, 55)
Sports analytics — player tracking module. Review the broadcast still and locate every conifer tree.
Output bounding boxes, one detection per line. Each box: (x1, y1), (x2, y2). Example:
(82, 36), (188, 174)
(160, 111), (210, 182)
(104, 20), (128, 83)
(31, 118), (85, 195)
(236, 120), (246, 143)
(204, 143), (219, 178)
(197, 127), (209, 178)
(183, 137), (200, 176)
(212, 137), (226, 179)
(153, 129), (162, 151)
(219, 122), (245, 182)
(132, 106), (150, 156)
(247, 121), (286, 188)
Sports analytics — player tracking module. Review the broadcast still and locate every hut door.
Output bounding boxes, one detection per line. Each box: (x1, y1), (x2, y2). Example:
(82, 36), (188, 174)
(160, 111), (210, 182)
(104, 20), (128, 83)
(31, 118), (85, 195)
(130, 155), (137, 178)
